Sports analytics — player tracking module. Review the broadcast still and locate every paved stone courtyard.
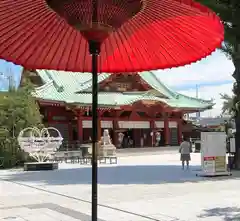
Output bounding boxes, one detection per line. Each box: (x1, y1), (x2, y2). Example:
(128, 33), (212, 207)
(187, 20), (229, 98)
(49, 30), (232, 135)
(0, 151), (240, 221)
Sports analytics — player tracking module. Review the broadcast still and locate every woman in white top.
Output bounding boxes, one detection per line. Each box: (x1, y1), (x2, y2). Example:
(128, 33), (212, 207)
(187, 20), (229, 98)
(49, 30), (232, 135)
(179, 137), (192, 170)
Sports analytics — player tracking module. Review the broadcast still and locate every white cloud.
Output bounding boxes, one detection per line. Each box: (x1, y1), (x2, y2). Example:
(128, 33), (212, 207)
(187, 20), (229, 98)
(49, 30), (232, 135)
(178, 83), (233, 117)
(154, 50), (235, 117)
(155, 50), (235, 87)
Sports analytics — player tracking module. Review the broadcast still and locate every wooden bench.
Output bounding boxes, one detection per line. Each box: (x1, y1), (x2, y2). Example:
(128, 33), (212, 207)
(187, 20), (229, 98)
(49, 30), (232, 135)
(79, 156), (92, 164)
(99, 156), (117, 164)
(77, 156), (117, 165)
(52, 150), (83, 163)
(50, 145), (117, 165)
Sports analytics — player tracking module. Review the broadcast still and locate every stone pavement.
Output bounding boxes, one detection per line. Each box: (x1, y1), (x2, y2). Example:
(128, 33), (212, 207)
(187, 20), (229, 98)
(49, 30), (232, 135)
(0, 153), (240, 221)
(116, 146), (180, 157)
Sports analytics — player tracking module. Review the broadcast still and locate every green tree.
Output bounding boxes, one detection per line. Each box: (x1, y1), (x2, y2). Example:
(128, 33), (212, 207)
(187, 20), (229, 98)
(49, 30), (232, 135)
(220, 93), (234, 115)
(0, 79), (42, 168)
(197, 0), (240, 168)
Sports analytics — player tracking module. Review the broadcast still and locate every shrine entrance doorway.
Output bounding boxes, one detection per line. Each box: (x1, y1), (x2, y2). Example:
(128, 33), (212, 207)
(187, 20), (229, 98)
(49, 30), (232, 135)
(121, 129), (134, 148)
(133, 129), (152, 147)
(154, 129), (165, 147)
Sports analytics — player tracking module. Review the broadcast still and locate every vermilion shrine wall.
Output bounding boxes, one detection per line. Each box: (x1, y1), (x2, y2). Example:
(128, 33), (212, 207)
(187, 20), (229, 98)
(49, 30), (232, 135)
(42, 105), (183, 147)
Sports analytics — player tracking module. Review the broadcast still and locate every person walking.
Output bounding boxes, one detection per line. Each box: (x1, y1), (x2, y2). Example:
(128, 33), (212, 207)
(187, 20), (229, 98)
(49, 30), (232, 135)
(179, 137), (192, 170)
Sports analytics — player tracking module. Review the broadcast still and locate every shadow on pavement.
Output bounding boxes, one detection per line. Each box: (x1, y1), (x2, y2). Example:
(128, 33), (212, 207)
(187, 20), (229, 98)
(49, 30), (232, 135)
(1, 164), (239, 186)
(198, 207), (240, 221)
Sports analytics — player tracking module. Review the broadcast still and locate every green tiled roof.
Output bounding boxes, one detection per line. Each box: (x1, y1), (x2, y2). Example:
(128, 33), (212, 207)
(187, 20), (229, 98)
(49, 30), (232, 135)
(139, 71), (176, 99)
(37, 70), (111, 93)
(33, 70), (214, 110)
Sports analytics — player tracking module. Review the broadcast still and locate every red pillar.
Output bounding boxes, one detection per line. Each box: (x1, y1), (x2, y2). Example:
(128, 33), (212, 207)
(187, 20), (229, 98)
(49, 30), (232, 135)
(113, 110), (121, 147)
(68, 122), (73, 141)
(112, 119), (118, 146)
(178, 118), (183, 144)
(150, 120), (155, 147)
(98, 119), (101, 142)
(78, 112), (83, 143)
(47, 107), (52, 125)
(164, 113), (170, 146)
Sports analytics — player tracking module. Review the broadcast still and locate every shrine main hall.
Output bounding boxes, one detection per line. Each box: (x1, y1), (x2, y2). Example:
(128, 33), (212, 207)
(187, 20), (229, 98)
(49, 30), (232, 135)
(23, 69), (213, 148)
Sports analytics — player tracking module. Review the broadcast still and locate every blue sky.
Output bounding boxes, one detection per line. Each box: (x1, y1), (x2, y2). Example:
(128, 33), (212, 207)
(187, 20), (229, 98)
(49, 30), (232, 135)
(154, 50), (235, 117)
(0, 50), (235, 117)
(0, 60), (22, 90)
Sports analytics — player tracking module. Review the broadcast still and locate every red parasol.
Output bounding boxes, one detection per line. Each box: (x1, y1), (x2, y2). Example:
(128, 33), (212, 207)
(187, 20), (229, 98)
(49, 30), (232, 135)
(0, 0), (223, 220)
(0, 0), (222, 72)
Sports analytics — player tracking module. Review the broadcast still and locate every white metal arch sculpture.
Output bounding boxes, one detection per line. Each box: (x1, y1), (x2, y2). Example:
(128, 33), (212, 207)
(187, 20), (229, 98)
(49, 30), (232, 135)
(18, 127), (63, 162)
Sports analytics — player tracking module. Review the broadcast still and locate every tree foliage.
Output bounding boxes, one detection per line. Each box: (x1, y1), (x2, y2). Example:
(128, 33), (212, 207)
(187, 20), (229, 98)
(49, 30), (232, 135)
(197, 0), (240, 167)
(197, 1), (239, 51)
(0, 79), (42, 168)
(197, 0), (240, 109)
(220, 93), (234, 115)
(196, 1), (240, 103)
(195, 0), (240, 65)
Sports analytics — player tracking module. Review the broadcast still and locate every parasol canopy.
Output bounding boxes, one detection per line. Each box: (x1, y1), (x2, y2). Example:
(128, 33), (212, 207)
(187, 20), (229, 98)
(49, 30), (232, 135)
(0, 1), (224, 221)
(0, 0), (223, 73)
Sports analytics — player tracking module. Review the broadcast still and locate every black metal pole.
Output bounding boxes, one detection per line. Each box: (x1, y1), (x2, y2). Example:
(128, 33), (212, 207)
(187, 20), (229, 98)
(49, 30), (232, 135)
(89, 39), (100, 221)
(90, 0), (99, 220)
(92, 50), (98, 221)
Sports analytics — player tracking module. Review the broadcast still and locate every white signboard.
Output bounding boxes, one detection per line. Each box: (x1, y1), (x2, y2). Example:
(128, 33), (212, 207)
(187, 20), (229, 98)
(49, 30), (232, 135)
(230, 137), (236, 153)
(197, 132), (230, 177)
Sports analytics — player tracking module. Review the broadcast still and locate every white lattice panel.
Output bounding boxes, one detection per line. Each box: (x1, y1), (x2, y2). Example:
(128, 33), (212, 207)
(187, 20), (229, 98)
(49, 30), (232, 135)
(169, 121), (177, 128)
(101, 121), (113, 128)
(82, 120), (92, 128)
(118, 121), (150, 129)
(155, 121), (164, 128)
(82, 120), (113, 128)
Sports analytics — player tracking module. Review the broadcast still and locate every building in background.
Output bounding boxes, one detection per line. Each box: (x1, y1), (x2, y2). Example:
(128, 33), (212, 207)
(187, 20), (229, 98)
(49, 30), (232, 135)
(22, 69), (214, 148)
(191, 116), (230, 131)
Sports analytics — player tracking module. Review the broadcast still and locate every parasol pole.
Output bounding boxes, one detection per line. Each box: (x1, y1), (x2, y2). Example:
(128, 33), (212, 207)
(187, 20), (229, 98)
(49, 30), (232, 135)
(90, 0), (99, 220)
(91, 46), (99, 221)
